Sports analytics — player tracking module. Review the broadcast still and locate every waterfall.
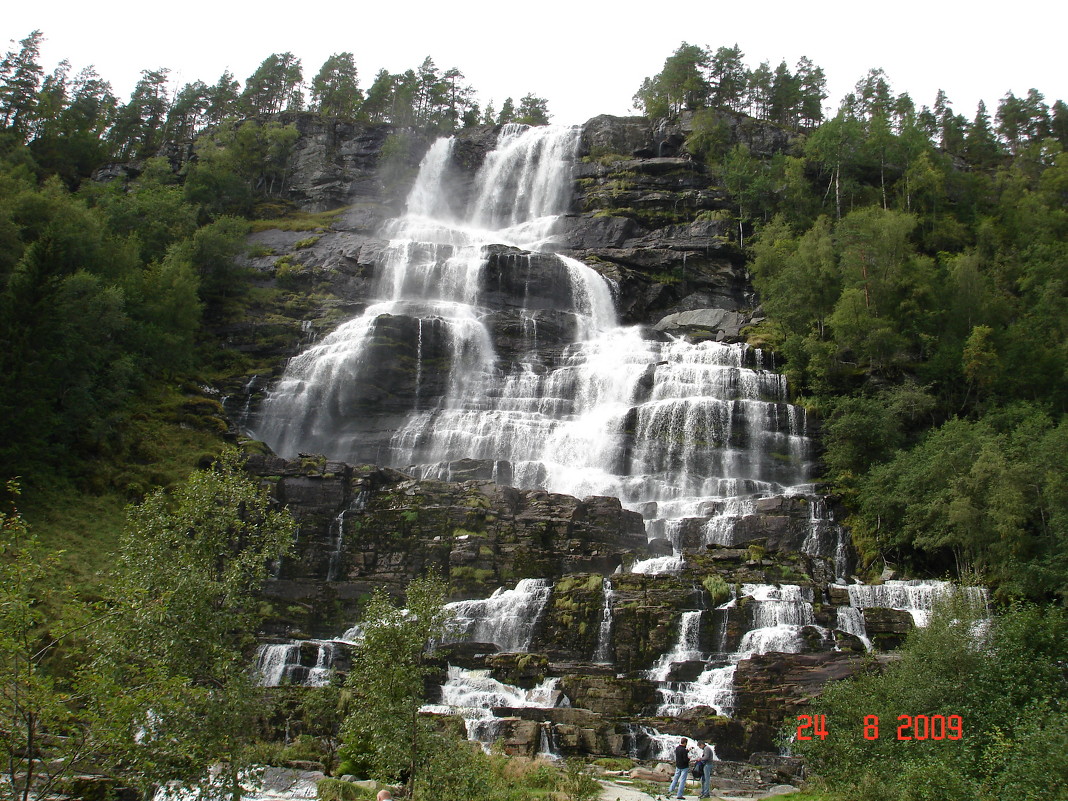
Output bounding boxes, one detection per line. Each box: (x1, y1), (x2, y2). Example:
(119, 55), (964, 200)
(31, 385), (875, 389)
(648, 611), (704, 682)
(835, 606), (873, 650)
(626, 725), (686, 763)
(445, 578), (552, 652)
(427, 665), (569, 750)
(593, 578), (616, 663)
(326, 490), (369, 583)
(250, 123), (865, 741)
(835, 580), (989, 627)
(631, 555), (686, 574)
(251, 124), (825, 562)
(326, 508), (346, 583)
(255, 641), (337, 687)
(435, 666), (568, 710)
(650, 584), (828, 717)
(537, 723), (563, 760)
(799, 495), (854, 580)
(255, 643), (300, 686)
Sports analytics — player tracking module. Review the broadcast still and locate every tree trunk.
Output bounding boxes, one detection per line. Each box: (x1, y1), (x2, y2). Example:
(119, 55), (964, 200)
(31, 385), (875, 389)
(834, 163), (842, 220)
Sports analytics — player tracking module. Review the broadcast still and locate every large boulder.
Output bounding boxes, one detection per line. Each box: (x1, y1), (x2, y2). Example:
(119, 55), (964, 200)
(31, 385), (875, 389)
(732, 651), (897, 753)
(653, 308), (754, 342)
(580, 115), (655, 157)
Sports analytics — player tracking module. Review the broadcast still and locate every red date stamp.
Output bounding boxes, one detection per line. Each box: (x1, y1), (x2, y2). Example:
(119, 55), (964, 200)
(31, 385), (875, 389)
(797, 714), (963, 741)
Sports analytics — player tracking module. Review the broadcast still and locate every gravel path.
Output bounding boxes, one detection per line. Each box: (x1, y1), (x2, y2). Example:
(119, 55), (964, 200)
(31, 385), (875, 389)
(598, 779), (802, 801)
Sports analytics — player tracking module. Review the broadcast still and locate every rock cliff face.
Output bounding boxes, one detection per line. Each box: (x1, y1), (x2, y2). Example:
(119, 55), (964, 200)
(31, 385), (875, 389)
(224, 114), (945, 766)
(246, 454), (646, 630)
(280, 115), (402, 212)
(247, 456), (874, 761)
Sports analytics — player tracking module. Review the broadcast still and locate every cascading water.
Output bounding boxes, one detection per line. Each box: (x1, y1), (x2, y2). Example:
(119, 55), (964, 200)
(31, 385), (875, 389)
(646, 579), (990, 724)
(650, 585), (829, 718)
(593, 578), (616, 663)
(256, 643), (300, 687)
(252, 123), (832, 572)
(256, 641), (336, 687)
(446, 578), (552, 652)
(249, 123), (869, 750)
(835, 580), (989, 627)
(648, 611), (704, 682)
(424, 665), (570, 751)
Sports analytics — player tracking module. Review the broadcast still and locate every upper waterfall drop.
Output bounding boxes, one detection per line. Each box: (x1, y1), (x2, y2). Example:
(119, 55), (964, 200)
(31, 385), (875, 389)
(252, 123), (833, 570)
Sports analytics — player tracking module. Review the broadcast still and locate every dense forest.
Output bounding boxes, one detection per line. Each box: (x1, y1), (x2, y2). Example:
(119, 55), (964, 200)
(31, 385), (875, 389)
(0, 29), (1066, 801)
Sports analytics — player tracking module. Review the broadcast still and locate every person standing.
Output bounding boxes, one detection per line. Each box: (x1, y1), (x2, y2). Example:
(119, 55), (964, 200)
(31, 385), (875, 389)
(668, 737), (691, 799)
(697, 740), (714, 798)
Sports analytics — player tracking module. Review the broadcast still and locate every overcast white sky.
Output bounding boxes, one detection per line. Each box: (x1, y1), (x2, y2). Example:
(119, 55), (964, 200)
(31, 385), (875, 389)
(5, 0), (1066, 127)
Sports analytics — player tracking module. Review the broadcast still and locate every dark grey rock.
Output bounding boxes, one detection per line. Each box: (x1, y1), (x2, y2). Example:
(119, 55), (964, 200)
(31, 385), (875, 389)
(653, 308), (751, 341)
(580, 115), (654, 157)
(556, 214), (639, 249)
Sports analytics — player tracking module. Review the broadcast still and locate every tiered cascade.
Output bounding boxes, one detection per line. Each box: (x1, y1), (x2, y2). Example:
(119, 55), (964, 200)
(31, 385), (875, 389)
(254, 124), (839, 571)
(248, 123), (889, 755)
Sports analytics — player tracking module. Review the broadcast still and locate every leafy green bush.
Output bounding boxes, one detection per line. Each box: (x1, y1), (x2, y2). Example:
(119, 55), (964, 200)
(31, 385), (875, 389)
(317, 777), (372, 801)
(702, 575), (731, 607)
(795, 598), (1068, 800)
(559, 759), (601, 801)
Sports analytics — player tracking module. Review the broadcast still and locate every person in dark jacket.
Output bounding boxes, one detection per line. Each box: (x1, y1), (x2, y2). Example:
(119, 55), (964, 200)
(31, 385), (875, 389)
(668, 737), (691, 798)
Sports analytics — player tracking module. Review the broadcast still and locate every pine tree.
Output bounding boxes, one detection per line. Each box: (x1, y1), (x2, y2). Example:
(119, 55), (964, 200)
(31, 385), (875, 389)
(310, 52), (363, 119)
(108, 68), (171, 158)
(964, 100), (1000, 168)
(240, 52), (302, 116)
(0, 30), (45, 141)
(709, 44), (747, 111)
(515, 93), (550, 125)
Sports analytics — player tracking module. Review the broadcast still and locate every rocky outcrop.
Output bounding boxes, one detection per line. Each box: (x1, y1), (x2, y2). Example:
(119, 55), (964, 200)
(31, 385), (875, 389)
(280, 115), (415, 212)
(558, 673), (658, 717)
(564, 137), (754, 325)
(581, 115), (656, 158)
(672, 109), (799, 159)
(732, 651), (898, 753)
(859, 608), (915, 650)
(244, 455), (647, 635)
(653, 308), (761, 343)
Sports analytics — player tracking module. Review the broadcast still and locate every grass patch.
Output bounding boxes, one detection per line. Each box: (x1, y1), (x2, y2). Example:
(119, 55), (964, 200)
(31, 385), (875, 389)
(317, 779), (374, 801)
(18, 486), (126, 595)
(702, 574), (731, 606)
(249, 207), (346, 233)
(583, 150), (630, 165)
(649, 270), (683, 285)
